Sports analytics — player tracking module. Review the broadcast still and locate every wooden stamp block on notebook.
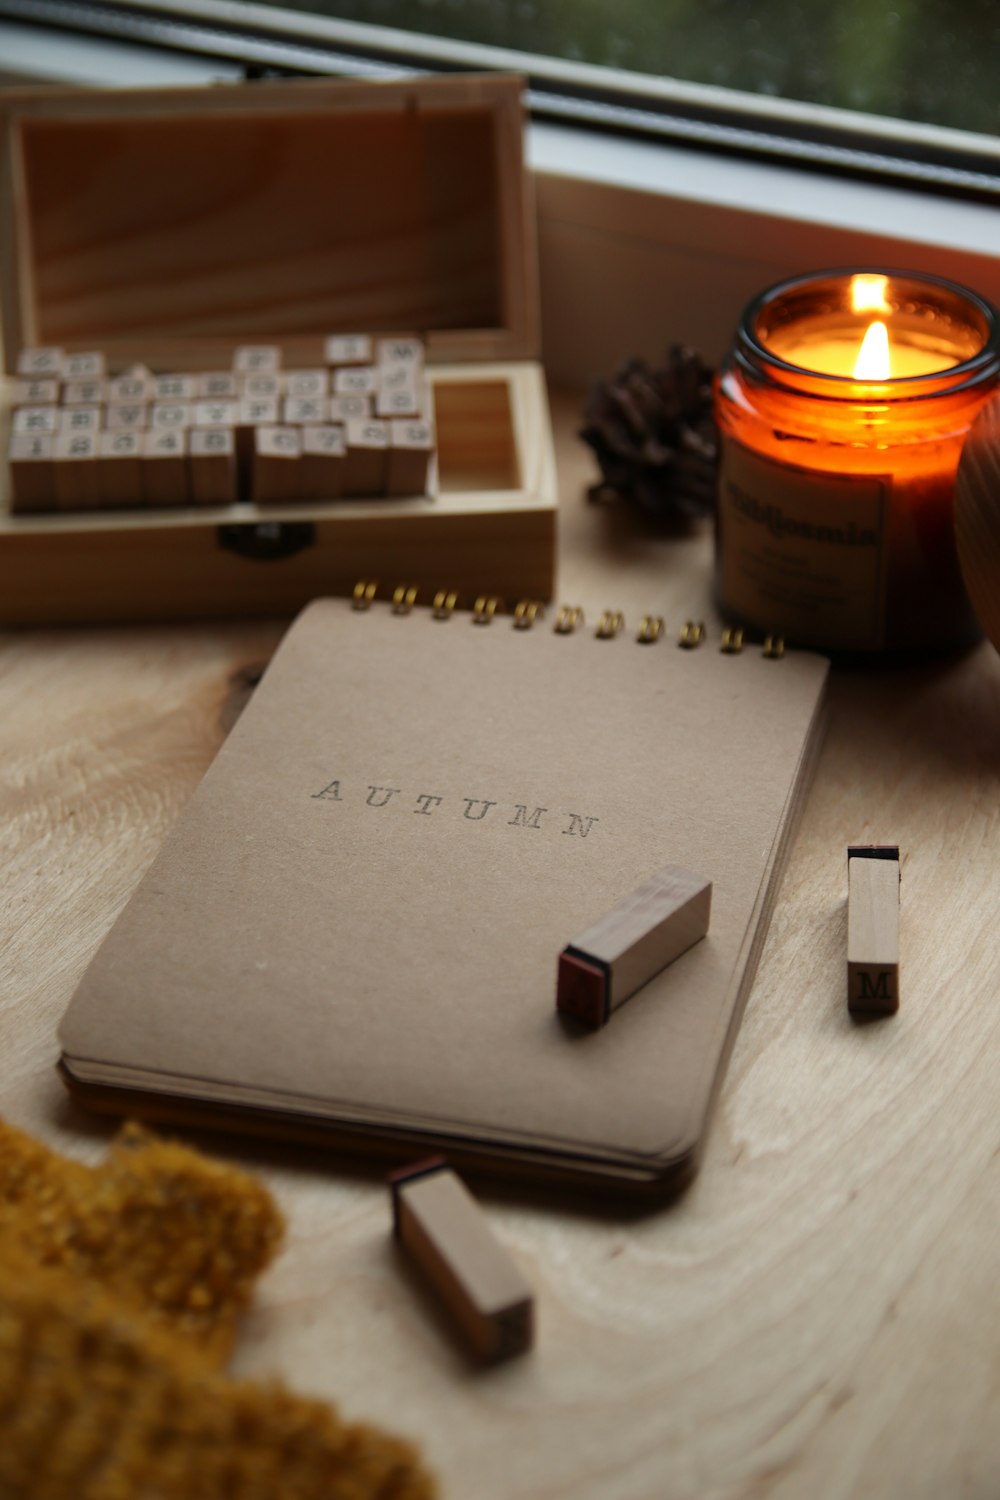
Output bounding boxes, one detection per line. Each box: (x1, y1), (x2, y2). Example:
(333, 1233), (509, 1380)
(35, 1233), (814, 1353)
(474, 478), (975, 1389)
(390, 1157), (534, 1362)
(142, 429), (189, 506)
(98, 429), (143, 509)
(847, 845), (900, 1015)
(557, 865), (712, 1028)
(16, 346), (63, 377)
(12, 377), (58, 406)
(344, 418), (389, 496)
(387, 419), (434, 496)
(53, 429), (100, 510)
(300, 424), (345, 501)
(188, 428), (236, 505)
(8, 432), (55, 513)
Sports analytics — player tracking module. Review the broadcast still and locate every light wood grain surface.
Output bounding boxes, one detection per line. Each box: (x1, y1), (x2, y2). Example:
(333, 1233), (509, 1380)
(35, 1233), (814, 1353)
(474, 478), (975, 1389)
(4, 388), (1000, 1499)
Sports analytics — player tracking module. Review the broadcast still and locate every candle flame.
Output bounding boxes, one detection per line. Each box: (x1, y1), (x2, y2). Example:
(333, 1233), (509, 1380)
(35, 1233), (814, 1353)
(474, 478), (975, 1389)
(851, 274), (890, 314)
(853, 320), (891, 380)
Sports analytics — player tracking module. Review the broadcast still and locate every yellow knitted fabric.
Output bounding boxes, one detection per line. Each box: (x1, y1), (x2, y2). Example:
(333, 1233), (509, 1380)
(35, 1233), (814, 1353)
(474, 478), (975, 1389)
(0, 1119), (435, 1500)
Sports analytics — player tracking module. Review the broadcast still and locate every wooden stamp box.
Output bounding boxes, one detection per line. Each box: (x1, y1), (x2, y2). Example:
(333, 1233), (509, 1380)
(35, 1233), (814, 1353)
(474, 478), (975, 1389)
(0, 74), (556, 624)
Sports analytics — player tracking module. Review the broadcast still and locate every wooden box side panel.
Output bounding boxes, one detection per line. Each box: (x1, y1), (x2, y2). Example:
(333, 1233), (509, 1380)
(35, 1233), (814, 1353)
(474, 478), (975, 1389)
(0, 75), (539, 372)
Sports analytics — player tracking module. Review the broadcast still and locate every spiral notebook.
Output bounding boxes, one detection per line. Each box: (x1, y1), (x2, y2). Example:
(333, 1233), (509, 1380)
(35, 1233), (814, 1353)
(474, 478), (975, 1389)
(59, 594), (828, 1193)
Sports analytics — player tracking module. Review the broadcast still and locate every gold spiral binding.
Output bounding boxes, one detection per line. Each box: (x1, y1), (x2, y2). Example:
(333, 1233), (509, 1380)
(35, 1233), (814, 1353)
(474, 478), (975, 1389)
(392, 584), (418, 614)
(472, 595), (503, 625)
(513, 600), (544, 630)
(637, 615), (664, 644)
(720, 627), (744, 654)
(554, 605), (584, 635)
(596, 610), (624, 639)
(763, 634), (785, 659)
(352, 579), (377, 610)
(432, 589), (458, 619)
(678, 620), (705, 649)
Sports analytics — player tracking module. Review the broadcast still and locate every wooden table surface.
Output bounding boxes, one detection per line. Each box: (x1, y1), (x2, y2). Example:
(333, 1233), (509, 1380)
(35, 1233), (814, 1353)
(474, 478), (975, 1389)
(4, 388), (1000, 1499)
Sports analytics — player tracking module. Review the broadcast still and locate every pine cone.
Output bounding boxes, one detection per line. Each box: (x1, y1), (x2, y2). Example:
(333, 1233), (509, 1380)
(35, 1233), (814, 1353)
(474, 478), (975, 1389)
(580, 347), (718, 520)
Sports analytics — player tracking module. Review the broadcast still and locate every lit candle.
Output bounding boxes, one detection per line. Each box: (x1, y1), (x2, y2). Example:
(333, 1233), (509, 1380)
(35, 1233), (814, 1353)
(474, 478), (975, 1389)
(715, 269), (1000, 651)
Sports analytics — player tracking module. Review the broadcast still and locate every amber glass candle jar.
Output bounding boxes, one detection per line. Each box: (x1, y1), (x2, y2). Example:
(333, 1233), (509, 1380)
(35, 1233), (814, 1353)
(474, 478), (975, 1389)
(714, 269), (1000, 651)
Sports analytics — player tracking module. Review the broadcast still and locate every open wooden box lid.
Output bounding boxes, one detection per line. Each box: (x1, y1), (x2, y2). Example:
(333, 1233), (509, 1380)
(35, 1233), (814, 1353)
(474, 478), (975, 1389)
(0, 73), (540, 373)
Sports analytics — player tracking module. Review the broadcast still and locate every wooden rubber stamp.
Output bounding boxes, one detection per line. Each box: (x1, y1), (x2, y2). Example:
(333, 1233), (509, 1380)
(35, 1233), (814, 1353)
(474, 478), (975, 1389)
(389, 1157), (534, 1362)
(196, 372), (240, 400)
(324, 334), (372, 366)
(8, 432), (56, 513)
(12, 378), (59, 407)
(16, 346), (63, 377)
(62, 378), (107, 407)
(13, 405), (59, 437)
(344, 417), (389, 496)
(557, 865), (712, 1027)
(53, 429), (100, 510)
(329, 393), (371, 422)
(847, 845), (900, 1015)
(240, 372), (283, 401)
(193, 399), (240, 431)
(252, 425), (301, 503)
(233, 345), (281, 375)
(188, 427), (237, 505)
(98, 429), (143, 508)
(150, 402), (193, 433)
(377, 336), (424, 370)
(58, 406), (102, 437)
(333, 366), (378, 397)
(282, 395), (329, 426)
(285, 369), (329, 401)
(108, 367), (154, 404)
(106, 403), (150, 432)
(62, 351), (106, 381)
(300, 423), (346, 500)
(376, 382), (426, 421)
(386, 419), (435, 496)
(153, 374), (197, 402)
(142, 429), (189, 506)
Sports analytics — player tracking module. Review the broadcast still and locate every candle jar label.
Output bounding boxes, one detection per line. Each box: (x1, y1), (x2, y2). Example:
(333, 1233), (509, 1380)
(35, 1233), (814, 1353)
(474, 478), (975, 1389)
(718, 441), (889, 650)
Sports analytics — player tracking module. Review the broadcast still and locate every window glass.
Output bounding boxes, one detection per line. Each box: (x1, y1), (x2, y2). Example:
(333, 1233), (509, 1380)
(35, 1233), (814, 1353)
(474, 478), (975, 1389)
(251, 0), (1000, 137)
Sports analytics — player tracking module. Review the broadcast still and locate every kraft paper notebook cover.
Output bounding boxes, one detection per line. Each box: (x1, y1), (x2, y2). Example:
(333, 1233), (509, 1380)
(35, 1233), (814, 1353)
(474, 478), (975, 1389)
(59, 598), (828, 1193)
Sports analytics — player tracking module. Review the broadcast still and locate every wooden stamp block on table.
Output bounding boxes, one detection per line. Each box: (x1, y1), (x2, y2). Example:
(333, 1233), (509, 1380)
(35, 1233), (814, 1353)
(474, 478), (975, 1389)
(389, 1157), (534, 1362)
(847, 845), (900, 1015)
(142, 429), (189, 506)
(7, 432), (55, 513)
(557, 865), (713, 1028)
(187, 428), (236, 505)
